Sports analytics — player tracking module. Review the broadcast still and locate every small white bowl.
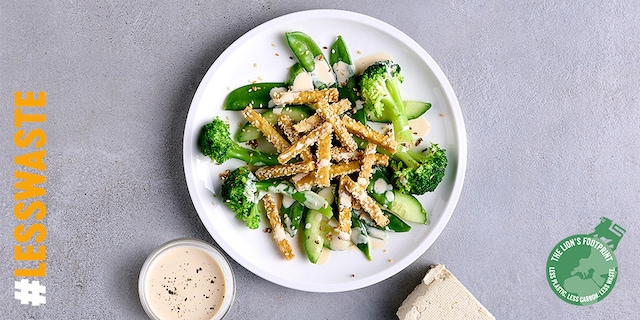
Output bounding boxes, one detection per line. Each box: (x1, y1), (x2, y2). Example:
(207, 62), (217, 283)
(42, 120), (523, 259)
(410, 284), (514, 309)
(138, 238), (235, 320)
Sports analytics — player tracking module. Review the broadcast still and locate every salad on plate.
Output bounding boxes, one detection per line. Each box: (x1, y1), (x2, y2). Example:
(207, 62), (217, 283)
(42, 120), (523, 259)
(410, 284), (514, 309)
(197, 31), (447, 264)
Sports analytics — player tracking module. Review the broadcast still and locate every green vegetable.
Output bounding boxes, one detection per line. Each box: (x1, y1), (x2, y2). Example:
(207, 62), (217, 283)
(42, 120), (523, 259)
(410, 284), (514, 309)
(281, 200), (305, 237)
(359, 60), (412, 143)
(198, 117), (280, 166)
(391, 143), (448, 195)
(367, 167), (427, 224)
(303, 209), (325, 264)
(223, 82), (285, 110)
(235, 105), (313, 142)
(285, 62), (306, 88)
(381, 210), (412, 232)
(351, 212), (372, 261)
(368, 101), (431, 123)
(220, 167), (332, 229)
(285, 31), (335, 89)
(330, 36), (359, 103)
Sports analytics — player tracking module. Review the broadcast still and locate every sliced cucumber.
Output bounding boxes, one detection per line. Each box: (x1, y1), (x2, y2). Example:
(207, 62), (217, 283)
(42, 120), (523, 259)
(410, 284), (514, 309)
(368, 169), (428, 224)
(368, 100), (431, 123)
(235, 105), (314, 142)
(303, 209), (324, 264)
(385, 192), (428, 224)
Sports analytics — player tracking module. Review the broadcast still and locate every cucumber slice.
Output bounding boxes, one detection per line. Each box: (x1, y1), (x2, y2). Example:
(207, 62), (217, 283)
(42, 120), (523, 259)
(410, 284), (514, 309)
(235, 105), (314, 142)
(386, 192), (428, 224)
(368, 169), (428, 224)
(368, 100), (431, 123)
(303, 209), (324, 264)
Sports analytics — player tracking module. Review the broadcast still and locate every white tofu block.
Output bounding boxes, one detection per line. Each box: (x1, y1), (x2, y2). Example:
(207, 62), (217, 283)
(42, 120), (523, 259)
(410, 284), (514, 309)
(397, 264), (495, 320)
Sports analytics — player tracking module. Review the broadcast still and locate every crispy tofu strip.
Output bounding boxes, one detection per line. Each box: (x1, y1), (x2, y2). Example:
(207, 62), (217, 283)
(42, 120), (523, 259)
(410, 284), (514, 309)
(343, 177), (390, 227)
(329, 161), (361, 178)
(315, 99), (358, 151)
(262, 194), (295, 261)
(337, 176), (353, 234)
(330, 147), (362, 163)
(294, 99), (351, 133)
(255, 161), (316, 181)
(242, 107), (290, 153)
(278, 122), (332, 164)
(316, 131), (332, 188)
(292, 172), (316, 191)
(271, 88), (338, 106)
(278, 114), (314, 162)
(341, 116), (398, 154)
(372, 153), (390, 167)
(357, 143), (378, 186)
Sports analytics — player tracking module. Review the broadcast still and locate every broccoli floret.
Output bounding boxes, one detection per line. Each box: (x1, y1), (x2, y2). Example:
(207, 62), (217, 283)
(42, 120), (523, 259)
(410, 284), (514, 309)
(220, 166), (261, 228)
(198, 117), (280, 166)
(391, 143), (447, 195)
(359, 60), (412, 143)
(220, 166), (332, 229)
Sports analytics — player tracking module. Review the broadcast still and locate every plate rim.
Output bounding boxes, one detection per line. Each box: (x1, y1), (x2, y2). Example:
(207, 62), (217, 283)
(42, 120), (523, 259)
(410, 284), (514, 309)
(183, 9), (467, 292)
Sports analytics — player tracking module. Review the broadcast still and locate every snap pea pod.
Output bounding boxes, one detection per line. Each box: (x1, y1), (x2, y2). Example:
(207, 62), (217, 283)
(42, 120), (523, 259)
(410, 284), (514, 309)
(223, 82), (285, 110)
(351, 211), (372, 261)
(285, 31), (335, 89)
(285, 62), (306, 88)
(281, 199), (306, 237)
(379, 210), (412, 232)
(286, 31), (324, 73)
(330, 36), (359, 103)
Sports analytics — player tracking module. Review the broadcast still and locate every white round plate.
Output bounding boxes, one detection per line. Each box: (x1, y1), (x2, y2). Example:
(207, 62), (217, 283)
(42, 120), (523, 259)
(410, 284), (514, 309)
(183, 9), (466, 292)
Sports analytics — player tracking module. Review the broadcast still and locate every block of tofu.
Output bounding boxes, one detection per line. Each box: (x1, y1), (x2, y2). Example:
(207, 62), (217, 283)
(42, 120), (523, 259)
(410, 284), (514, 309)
(397, 264), (495, 320)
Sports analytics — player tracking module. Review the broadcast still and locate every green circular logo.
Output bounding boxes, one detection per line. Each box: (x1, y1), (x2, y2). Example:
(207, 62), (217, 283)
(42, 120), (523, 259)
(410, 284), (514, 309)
(546, 234), (618, 305)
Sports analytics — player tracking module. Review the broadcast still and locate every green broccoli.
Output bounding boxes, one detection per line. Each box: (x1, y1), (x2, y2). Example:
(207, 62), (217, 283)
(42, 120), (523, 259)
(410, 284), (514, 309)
(220, 166), (332, 229)
(198, 117), (280, 166)
(391, 143), (447, 195)
(359, 60), (413, 143)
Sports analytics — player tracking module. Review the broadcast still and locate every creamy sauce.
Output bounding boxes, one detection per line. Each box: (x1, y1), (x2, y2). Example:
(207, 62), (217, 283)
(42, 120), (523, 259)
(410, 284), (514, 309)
(332, 61), (354, 86)
(311, 57), (336, 87)
(355, 52), (394, 75)
(145, 246), (227, 320)
(291, 72), (314, 92)
(408, 116), (431, 137)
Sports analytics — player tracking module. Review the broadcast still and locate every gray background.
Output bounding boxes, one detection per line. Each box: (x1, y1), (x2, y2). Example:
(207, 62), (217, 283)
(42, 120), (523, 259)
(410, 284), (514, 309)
(1, 1), (639, 319)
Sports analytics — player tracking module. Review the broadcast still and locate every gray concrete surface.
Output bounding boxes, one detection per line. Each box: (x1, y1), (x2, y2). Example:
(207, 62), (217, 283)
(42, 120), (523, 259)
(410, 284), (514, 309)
(1, 1), (639, 319)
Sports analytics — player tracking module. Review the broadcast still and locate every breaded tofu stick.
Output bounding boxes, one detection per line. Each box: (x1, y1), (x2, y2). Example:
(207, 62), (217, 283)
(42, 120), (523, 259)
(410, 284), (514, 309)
(262, 194), (295, 261)
(278, 114), (314, 162)
(337, 176), (353, 234)
(316, 131), (332, 188)
(330, 147), (362, 163)
(315, 99), (358, 151)
(278, 122), (332, 164)
(357, 143), (378, 186)
(291, 171), (316, 191)
(294, 99), (351, 133)
(242, 107), (290, 153)
(255, 161), (316, 181)
(342, 176), (390, 227)
(271, 88), (338, 106)
(341, 116), (398, 154)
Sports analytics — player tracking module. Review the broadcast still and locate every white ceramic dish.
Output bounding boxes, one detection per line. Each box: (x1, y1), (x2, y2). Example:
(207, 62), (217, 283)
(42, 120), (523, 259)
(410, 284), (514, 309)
(138, 238), (235, 320)
(183, 9), (466, 292)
